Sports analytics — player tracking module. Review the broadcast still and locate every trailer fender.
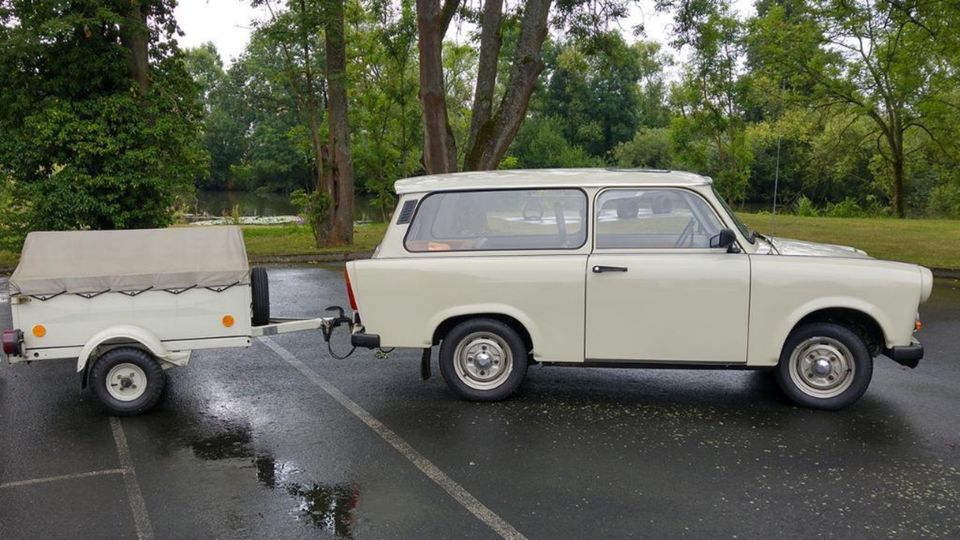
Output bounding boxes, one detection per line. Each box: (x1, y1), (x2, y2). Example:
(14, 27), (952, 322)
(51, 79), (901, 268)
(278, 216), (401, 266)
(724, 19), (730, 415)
(76, 325), (171, 373)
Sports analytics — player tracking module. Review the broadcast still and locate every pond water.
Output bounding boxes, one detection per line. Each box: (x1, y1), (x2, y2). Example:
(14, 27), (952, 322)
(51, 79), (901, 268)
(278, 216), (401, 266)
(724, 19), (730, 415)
(195, 191), (385, 222)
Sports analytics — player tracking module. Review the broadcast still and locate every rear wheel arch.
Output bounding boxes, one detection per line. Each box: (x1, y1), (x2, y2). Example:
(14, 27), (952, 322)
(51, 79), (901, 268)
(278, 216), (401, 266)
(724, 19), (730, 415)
(432, 313), (534, 359)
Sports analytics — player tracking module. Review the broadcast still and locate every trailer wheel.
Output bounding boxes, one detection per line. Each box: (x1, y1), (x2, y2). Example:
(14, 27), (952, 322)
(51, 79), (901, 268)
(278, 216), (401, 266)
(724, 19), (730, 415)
(251, 267), (270, 326)
(89, 348), (166, 416)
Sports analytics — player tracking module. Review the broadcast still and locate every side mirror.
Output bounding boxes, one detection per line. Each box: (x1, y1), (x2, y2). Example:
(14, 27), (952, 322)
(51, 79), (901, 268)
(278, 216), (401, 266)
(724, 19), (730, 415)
(710, 228), (740, 253)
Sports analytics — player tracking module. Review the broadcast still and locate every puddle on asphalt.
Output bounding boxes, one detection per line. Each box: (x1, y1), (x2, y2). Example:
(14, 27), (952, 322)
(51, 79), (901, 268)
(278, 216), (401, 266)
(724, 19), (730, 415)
(184, 421), (359, 537)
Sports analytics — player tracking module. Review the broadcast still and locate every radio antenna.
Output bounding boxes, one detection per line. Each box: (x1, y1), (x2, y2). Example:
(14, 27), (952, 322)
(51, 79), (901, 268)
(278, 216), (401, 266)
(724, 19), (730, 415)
(771, 133), (781, 236)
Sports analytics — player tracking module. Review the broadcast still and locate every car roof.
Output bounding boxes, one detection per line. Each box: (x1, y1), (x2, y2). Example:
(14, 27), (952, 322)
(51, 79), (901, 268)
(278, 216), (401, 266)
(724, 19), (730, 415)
(393, 168), (711, 194)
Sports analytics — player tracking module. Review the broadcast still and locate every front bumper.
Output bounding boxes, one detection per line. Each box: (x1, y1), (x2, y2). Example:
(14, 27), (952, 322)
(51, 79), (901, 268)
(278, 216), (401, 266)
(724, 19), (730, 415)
(885, 340), (923, 368)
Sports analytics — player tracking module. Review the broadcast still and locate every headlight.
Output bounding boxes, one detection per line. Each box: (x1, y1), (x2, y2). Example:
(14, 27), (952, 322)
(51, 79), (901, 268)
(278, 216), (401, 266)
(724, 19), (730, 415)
(919, 266), (933, 303)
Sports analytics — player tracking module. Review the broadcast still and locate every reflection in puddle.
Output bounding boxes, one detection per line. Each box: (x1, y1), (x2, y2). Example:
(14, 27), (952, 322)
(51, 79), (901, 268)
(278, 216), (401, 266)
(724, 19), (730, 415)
(287, 482), (359, 537)
(190, 425), (252, 460)
(185, 423), (358, 537)
(254, 452), (359, 537)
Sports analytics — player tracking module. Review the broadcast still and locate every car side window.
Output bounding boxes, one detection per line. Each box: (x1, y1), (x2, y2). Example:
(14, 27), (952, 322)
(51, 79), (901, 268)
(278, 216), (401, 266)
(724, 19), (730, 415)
(405, 189), (587, 252)
(595, 189), (723, 249)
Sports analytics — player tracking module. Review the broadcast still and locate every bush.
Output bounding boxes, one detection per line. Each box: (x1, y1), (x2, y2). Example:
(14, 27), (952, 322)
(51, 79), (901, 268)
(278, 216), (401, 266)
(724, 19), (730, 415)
(613, 128), (673, 169)
(794, 195), (819, 217)
(0, 175), (29, 251)
(927, 184), (960, 218)
(825, 197), (868, 218)
(509, 116), (602, 168)
(290, 189), (330, 247)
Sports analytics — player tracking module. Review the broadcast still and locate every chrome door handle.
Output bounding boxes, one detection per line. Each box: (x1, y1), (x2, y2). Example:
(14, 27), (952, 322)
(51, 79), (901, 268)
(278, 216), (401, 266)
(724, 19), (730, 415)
(592, 265), (628, 273)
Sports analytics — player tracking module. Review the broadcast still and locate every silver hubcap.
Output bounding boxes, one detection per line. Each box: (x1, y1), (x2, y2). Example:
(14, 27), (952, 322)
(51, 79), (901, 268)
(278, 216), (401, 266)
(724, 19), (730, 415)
(453, 332), (513, 390)
(105, 363), (148, 402)
(789, 337), (855, 399)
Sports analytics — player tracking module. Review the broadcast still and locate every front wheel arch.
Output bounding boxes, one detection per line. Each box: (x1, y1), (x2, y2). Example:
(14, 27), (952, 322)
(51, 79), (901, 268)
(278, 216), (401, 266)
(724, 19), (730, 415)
(789, 307), (886, 357)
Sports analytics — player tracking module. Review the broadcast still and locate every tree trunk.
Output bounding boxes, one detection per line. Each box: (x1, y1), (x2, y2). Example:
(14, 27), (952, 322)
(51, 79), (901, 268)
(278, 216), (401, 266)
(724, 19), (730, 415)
(463, 0), (503, 170)
(324, 0), (354, 244)
(120, 0), (150, 94)
(892, 156), (905, 218)
(462, 0), (552, 170)
(416, 0), (458, 173)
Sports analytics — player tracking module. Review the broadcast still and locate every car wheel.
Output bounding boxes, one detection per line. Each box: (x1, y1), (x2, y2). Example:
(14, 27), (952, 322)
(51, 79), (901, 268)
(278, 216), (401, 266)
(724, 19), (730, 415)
(251, 267), (270, 326)
(89, 347), (166, 416)
(775, 322), (873, 410)
(439, 318), (529, 401)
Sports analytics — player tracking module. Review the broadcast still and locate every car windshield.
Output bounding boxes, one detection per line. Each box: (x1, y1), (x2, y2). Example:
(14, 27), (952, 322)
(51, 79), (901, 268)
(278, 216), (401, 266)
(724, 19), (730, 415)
(711, 186), (755, 244)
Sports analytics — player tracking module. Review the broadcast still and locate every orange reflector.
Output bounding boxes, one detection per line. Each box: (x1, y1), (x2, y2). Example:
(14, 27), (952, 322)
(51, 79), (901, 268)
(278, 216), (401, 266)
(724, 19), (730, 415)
(222, 315), (235, 328)
(32, 325), (46, 338)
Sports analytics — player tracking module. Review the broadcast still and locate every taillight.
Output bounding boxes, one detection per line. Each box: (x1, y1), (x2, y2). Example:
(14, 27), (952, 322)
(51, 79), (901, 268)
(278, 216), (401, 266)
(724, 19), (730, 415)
(2, 329), (23, 356)
(344, 268), (358, 311)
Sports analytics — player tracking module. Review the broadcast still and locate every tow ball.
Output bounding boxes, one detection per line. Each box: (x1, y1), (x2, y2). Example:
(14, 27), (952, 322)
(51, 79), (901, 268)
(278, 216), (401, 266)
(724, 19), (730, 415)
(321, 305), (352, 342)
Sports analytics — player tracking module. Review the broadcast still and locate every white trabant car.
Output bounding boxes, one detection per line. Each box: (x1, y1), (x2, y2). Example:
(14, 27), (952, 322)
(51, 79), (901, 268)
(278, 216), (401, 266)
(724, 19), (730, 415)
(345, 168), (932, 410)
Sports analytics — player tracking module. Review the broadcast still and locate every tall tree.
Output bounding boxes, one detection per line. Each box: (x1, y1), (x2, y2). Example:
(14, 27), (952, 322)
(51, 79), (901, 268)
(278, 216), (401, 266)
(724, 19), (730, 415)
(415, 0), (630, 173)
(750, 0), (960, 217)
(323, 0), (354, 243)
(659, 0), (752, 202)
(0, 0), (207, 232)
(256, 0), (354, 245)
(415, 0), (460, 173)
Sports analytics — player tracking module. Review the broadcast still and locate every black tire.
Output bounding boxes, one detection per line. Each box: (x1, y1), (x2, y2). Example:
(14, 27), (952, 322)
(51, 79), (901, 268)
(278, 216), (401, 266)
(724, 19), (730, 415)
(775, 322), (873, 410)
(251, 266), (270, 326)
(439, 318), (529, 401)
(89, 347), (166, 416)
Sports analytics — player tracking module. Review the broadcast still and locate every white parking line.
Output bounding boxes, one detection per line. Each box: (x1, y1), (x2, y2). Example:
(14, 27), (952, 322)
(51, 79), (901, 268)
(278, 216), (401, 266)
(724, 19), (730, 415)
(261, 337), (527, 540)
(110, 417), (155, 540)
(0, 468), (125, 489)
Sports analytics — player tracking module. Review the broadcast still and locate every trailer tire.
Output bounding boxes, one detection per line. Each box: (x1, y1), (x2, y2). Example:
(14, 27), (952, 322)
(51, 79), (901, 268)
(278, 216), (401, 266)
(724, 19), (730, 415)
(89, 347), (166, 416)
(251, 267), (270, 326)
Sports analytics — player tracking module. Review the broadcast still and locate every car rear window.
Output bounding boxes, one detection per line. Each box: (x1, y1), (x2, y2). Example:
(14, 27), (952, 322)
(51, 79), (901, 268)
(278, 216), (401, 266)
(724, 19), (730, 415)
(404, 189), (588, 252)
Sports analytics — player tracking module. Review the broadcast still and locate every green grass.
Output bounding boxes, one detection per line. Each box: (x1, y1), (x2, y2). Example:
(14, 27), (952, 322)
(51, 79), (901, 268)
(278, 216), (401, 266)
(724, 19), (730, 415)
(739, 213), (960, 269)
(241, 222), (388, 259)
(0, 249), (16, 269)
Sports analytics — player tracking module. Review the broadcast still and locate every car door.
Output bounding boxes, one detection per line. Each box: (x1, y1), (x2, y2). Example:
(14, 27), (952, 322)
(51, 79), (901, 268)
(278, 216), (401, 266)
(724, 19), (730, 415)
(584, 187), (750, 363)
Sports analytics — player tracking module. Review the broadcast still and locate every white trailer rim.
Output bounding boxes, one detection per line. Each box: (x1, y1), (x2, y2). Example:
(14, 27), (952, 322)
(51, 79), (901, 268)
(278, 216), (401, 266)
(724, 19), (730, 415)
(106, 363), (148, 402)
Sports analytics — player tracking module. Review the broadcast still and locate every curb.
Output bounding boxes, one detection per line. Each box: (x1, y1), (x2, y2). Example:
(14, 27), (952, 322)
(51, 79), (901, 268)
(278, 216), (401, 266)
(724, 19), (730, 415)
(931, 268), (960, 280)
(247, 251), (373, 266)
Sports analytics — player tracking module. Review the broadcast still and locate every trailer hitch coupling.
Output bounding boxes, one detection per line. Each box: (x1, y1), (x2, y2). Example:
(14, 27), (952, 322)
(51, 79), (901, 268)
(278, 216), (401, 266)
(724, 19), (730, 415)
(321, 306), (352, 343)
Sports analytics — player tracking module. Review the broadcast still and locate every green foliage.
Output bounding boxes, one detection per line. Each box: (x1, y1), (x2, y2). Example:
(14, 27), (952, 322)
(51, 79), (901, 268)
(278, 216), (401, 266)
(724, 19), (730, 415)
(537, 33), (672, 160)
(613, 128), (672, 169)
(290, 188), (331, 244)
(0, 175), (29, 251)
(349, 0), (419, 217)
(928, 184), (960, 219)
(824, 198), (867, 218)
(794, 195), (819, 217)
(0, 0), (207, 231)
(509, 116), (602, 168)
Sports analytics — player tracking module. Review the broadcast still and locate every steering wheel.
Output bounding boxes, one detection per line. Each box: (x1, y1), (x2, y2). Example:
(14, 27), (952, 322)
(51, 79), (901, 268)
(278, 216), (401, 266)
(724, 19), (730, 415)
(674, 218), (695, 248)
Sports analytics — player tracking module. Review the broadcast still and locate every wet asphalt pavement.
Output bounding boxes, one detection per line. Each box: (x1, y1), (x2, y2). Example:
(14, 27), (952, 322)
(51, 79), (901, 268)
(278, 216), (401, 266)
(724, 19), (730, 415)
(0, 266), (958, 539)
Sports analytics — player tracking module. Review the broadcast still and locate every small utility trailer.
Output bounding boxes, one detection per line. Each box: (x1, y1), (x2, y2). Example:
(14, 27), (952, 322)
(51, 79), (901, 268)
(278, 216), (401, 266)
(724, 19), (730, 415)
(1, 227), (345, 415)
